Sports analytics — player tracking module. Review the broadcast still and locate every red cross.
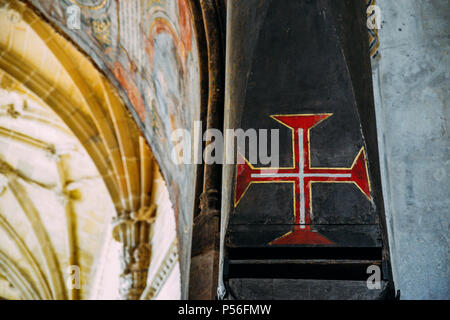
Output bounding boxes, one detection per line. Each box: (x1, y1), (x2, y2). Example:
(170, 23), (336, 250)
(234, 114), (372, 245)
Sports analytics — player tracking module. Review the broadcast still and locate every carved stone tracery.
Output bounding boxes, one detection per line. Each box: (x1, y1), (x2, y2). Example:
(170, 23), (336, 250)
(112, 207), (156, 300)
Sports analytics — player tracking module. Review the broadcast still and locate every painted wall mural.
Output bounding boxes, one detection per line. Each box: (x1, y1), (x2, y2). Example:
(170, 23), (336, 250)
(27, 0), (202, 294)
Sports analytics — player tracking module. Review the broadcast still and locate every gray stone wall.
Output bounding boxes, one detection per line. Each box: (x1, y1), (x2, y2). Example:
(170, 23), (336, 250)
(373, 0), (449, 299)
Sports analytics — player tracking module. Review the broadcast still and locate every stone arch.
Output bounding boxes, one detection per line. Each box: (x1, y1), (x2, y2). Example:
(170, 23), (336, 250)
(0, 0), (181, 300)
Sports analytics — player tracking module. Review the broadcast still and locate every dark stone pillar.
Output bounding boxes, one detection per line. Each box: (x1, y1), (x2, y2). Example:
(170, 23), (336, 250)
(221, 0), (395, 300)
(189, 0), (226, 300)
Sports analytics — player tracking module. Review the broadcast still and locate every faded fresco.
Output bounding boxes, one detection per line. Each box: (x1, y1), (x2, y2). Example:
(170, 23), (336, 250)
(27, 0), (202, 293)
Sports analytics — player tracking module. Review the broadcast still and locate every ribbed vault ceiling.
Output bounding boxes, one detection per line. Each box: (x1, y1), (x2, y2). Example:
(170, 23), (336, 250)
(0, 0), (181, 300)
(0, 81), (118, 300)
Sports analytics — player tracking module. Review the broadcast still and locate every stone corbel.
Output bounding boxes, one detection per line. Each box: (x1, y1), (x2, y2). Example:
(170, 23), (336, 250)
(112, 205), (156, 300)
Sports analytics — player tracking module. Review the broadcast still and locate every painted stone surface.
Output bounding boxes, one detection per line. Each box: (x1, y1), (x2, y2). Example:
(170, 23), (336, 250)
(224, 0), (384, 249)
(235, 114), (373, 246)
(220, 0), (396, 300)
(27, 0), (202, 293)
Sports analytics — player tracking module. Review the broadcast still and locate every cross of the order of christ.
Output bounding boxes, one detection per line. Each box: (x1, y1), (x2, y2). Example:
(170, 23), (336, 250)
(234, 114), (373, 245)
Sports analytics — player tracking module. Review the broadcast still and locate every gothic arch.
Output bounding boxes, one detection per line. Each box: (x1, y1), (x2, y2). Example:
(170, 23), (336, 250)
(0, 0), (181, 300)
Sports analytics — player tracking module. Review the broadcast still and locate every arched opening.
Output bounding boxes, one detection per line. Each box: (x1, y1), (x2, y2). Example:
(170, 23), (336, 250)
(0, 1), (180, 300)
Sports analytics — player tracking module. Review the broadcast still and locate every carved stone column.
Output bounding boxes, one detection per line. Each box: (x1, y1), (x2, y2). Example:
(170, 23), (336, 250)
(190, 189), (221, 299)
(189, 0), (226, 300)
(112, 207), (155, 300)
